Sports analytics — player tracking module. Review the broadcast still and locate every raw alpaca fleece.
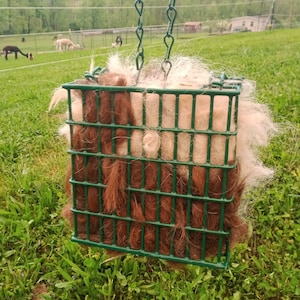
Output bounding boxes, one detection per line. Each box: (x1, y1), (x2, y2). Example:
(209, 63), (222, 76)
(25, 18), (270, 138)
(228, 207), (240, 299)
(50, 54), (277, 262)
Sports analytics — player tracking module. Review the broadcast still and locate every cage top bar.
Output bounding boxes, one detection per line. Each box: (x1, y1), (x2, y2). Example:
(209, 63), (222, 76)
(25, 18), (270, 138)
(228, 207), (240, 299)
(62, 82), (242, 96)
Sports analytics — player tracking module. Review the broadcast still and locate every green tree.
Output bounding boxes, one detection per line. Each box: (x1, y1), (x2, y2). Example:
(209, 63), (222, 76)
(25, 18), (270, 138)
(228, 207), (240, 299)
(0, 0), (299, 34)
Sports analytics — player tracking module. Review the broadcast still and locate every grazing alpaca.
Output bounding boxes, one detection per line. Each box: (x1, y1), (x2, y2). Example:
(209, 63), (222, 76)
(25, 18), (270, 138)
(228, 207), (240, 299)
(49, 55), (277, 265)
(112, 35), (123, 48)
(2, 46), (33, 60)
(55, 38), (80, 52)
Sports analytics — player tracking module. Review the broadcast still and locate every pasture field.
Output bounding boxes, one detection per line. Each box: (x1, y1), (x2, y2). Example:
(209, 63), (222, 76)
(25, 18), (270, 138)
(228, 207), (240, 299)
(0, 28), (299, 299)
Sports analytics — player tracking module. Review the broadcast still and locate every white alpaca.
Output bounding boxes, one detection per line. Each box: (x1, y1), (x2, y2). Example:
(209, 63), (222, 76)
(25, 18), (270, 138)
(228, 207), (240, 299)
(55, 38), (80, 52)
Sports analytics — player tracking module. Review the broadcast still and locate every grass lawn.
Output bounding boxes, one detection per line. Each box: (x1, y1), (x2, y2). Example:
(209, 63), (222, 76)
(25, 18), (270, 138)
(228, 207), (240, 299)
(0, 28), (299, 299)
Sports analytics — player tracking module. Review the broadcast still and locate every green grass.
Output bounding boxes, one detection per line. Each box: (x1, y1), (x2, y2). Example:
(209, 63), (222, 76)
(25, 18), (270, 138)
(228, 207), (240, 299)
(0, 28), (299, 299)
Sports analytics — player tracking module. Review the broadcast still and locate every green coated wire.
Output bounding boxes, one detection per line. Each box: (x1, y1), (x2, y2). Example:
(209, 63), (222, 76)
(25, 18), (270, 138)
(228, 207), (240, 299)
(64, 82), (242, 269)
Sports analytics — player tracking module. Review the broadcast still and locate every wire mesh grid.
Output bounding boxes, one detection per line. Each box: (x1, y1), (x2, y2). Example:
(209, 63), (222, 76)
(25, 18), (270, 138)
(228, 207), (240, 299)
(63, 82), (242, 269)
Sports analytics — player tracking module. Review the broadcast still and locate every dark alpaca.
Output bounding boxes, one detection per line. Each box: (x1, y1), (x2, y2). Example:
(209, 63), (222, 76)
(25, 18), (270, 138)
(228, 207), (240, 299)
(116, 35), (122, 46)
(112, 36), (122, 47)
(2, 45), (33, 60)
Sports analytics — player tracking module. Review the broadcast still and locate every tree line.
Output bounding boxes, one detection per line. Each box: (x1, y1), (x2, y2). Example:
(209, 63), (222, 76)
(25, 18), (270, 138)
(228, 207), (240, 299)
(0, 0), (299, 35)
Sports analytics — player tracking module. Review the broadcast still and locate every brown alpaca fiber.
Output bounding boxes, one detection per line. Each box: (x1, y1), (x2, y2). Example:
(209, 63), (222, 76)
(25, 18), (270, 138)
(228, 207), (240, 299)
(63, 73), (135, 249)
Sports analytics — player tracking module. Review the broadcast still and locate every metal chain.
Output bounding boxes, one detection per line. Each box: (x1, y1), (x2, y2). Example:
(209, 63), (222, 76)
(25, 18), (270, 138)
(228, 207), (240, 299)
(162, 0), (177, 80)
(134, 0), (145, 84)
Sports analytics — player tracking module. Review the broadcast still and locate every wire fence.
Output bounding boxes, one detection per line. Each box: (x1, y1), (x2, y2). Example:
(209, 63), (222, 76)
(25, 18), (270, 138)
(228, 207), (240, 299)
(0, 18), (299, 55)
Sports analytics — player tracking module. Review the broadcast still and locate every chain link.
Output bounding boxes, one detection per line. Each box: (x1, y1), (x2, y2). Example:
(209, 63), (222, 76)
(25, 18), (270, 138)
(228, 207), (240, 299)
(134, 0), (145, 84)
(162, 0), (177, 79)
(134, 0), (177, 82)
